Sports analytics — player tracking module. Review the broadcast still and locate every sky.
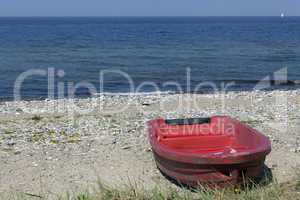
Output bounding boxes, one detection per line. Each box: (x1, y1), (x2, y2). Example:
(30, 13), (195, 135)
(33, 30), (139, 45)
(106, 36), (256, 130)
(0, 0), (299, 17)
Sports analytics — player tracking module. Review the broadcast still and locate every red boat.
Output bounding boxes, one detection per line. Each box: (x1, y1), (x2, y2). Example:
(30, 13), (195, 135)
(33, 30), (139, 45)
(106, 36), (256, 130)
(147, 116), (271, 187)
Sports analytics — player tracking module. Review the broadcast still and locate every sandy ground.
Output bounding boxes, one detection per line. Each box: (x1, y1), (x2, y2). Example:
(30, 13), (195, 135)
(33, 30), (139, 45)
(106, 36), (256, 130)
(0, 90), (299, 198)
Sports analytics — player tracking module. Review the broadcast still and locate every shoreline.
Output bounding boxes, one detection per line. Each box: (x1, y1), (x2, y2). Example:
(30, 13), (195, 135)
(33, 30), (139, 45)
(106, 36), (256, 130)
(1, 86), (300, 103)
(1, 88), (300, 114)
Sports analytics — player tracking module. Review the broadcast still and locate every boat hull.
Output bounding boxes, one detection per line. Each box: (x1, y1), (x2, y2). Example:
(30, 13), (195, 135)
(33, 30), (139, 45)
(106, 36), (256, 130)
(147, 116), (271, 187)
(153, 152), (266, 187)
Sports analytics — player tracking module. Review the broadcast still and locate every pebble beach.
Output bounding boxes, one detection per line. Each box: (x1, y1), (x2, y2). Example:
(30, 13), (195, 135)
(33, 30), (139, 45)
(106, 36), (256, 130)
(0, 90), (300, 197)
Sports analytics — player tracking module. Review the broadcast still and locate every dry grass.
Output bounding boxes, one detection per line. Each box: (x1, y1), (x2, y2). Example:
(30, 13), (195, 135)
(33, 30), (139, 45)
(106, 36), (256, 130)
(1, 174), (299, 200)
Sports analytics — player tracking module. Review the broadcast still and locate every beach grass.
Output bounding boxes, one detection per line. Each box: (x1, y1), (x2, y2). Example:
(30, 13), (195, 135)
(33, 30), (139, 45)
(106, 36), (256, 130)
(2, 175), (299, 200)
(67, 179), (299, 200)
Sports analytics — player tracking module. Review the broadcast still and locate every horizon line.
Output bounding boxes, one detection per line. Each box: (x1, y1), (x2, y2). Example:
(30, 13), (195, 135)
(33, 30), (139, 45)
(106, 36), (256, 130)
(0, 15), (299, 18)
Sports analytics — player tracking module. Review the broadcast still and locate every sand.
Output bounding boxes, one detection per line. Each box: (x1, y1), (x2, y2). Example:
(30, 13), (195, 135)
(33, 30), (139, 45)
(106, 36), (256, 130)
(0, 90), (299, 198)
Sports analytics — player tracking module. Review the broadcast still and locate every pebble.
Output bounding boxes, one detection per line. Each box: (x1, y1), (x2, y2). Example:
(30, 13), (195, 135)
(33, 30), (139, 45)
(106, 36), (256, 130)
(46, 157), (53, 160)
(0, 89), (299, 171)
(6, 140), (16, 147)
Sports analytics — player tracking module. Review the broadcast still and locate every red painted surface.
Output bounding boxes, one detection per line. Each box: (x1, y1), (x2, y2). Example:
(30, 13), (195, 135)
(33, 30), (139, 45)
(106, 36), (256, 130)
(147, 116), (271, 187)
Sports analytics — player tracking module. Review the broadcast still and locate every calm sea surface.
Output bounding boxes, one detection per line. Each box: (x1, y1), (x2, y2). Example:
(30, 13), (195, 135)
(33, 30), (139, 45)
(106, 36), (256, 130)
(0, 17), (300, 100)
